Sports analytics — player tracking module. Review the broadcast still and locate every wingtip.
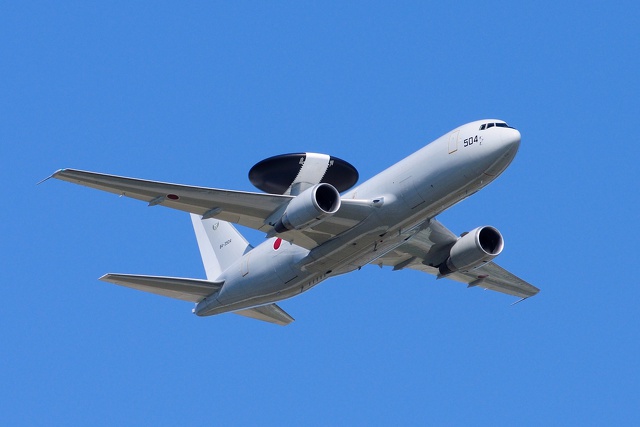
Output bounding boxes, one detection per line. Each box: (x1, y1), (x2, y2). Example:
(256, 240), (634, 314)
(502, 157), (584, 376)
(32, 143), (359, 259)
(36, 176), (53, 185)
(98, 273), (114, 282)
(37, 168), (67, 185)
(511, 297), (529, 306)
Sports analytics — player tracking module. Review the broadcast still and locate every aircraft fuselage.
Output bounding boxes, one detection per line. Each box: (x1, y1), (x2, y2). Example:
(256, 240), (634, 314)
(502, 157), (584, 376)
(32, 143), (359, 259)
(195, 120), (521, 316)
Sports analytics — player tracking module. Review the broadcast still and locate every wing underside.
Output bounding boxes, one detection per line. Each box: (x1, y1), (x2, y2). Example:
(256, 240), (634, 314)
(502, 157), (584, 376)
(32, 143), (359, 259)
(53, 169), (537, 304)
(374, 220), (539, 299)
(51, 168), (371, 249)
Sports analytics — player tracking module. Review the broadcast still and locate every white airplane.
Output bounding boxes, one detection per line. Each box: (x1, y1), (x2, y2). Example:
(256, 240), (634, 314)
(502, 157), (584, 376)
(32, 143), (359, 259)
(49, 119), (538, 325)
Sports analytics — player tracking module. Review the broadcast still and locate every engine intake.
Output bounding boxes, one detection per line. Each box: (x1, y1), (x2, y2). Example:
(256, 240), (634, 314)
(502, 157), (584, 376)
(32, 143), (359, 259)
(273, 183), (341, 233)
(439, 226), (504, 276)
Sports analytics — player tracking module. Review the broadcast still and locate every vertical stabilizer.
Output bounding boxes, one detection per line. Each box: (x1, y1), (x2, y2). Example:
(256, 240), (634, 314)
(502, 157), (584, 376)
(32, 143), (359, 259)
(190, 214), (253, 280)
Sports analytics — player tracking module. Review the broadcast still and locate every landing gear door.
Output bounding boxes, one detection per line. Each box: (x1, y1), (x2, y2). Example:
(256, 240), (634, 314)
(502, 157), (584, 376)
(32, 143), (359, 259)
(448, 130), (459, 154)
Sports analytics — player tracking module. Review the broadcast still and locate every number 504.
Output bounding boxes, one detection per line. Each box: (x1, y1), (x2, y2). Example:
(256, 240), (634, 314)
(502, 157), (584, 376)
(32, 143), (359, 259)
(464, 136), (478, 147)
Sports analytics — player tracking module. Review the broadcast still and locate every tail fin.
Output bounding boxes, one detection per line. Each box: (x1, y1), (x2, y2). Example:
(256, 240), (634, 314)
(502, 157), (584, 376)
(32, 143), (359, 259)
(190, 214), (252, 280)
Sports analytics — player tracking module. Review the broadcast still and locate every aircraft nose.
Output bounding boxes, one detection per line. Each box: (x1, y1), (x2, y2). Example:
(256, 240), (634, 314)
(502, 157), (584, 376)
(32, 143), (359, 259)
(502, 127), (521, 149)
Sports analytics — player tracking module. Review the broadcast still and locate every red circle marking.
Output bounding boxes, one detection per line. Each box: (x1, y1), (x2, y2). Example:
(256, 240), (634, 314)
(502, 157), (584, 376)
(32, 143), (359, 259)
(167, 194), (179, 200)
(273, 238), (282, 250)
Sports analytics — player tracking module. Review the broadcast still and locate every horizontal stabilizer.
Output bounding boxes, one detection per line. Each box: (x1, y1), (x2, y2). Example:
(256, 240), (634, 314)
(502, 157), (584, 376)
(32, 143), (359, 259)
(234, 304), (295, 326)
(100, 273), (223, 302)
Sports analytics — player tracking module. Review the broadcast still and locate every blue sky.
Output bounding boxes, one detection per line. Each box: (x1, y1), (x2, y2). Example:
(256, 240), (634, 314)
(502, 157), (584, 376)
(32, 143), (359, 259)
(2, 1), (639, 425)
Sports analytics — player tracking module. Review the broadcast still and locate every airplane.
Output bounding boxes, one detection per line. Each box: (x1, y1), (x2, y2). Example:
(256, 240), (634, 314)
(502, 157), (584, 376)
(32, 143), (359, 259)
(48, 119), (539, 325)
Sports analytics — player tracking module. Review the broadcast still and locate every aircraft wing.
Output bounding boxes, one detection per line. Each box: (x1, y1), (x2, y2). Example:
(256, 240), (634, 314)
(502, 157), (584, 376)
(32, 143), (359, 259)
(51, 169), (373, 249)
(374, 219), (539, 299)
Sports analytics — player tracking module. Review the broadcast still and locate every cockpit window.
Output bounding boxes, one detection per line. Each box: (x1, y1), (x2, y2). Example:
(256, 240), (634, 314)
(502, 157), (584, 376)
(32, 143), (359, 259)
(480, 122), (514, 130)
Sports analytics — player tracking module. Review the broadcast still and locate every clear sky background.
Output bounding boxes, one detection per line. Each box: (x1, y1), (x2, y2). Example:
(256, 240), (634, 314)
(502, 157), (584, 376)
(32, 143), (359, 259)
(2, 1), (639, 425)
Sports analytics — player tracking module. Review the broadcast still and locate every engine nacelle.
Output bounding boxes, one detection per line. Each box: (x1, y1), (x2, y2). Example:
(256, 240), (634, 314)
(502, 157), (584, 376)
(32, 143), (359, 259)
(439, 226), (504, 275)
(273, 183), (341, 233)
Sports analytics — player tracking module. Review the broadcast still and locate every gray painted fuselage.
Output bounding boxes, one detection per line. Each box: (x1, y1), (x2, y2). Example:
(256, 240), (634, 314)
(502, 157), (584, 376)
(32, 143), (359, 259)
(195, 120), (521, 316)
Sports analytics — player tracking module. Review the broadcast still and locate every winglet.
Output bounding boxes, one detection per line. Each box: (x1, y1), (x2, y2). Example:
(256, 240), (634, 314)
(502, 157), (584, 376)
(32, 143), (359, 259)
(37, 169), (61, 185)
(36, 176), (53, 185)
(39, 168), (72, 185)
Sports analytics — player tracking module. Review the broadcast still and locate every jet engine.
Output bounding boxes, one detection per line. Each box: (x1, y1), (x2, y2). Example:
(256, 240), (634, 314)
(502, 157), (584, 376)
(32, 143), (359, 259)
(438, 226), (504, 275)
(273, 183), (341, 233)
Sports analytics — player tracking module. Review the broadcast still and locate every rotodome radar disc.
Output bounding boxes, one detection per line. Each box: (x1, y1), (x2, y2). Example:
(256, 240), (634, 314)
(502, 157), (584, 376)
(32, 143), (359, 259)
(248, 153), (359, 194)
